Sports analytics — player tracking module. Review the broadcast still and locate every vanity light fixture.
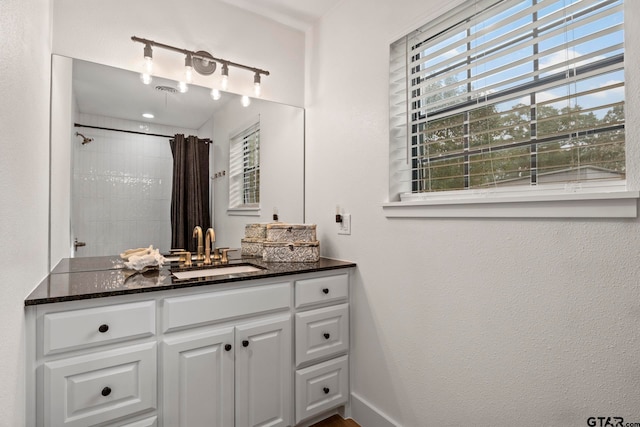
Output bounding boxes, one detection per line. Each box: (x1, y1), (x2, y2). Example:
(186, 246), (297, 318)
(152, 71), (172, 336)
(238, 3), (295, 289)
(143, 43), (153, 71)
(241, 95), (251, 107)
(221, 63), (229, 91)
(132, 36), (269, 97)
(140, 42), (153, 85)
(253, 72), (261, 97)
(184, 53), (194, 83)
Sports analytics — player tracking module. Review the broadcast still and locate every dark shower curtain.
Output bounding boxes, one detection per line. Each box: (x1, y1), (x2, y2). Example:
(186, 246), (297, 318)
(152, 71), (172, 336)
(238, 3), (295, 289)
(170, 134), (211, 253)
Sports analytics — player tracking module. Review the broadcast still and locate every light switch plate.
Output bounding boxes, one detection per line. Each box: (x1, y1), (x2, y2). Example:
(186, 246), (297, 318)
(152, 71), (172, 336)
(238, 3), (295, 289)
(338, 214), (351, 235)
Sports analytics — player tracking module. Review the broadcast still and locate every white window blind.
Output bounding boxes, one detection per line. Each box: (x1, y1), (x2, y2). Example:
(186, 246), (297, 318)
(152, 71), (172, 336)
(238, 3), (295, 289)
(390, 0), (625, 201)
(229, 121), (260, 208)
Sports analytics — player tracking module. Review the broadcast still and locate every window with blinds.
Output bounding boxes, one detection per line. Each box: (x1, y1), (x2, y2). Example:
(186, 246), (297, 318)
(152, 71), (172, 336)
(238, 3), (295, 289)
(229, 122), (260, 208)
(389, 0), (625, 201)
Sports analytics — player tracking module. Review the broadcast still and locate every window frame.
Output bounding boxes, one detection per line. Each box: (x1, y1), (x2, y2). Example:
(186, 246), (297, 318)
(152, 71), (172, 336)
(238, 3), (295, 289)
(228, 119), (261, 216)
(385, 0), (638, 218)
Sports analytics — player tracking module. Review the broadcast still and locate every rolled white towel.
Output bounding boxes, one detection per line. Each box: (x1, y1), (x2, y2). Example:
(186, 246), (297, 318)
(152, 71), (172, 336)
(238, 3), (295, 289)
(120, 245), (154, 260)
(123, 247), (166, 271)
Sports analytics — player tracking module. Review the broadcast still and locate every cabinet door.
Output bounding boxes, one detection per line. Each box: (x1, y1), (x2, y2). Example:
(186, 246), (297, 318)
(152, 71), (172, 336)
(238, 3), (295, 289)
(235, 315), (292, 427)
(162, 326), (234, 427)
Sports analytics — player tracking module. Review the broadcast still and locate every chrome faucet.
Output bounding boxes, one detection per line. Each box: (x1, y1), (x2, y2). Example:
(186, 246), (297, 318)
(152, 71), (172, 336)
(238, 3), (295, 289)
(204, 228), (216, 265)
(193, 226), (204, 261)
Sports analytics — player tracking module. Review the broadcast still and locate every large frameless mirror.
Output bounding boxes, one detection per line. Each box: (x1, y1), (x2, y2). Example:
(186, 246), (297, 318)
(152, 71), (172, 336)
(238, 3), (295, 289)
(49, 55), (304, 269)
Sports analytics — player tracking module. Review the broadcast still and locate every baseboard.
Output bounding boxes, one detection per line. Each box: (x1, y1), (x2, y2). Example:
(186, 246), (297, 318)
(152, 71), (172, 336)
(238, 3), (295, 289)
(350, 392), (399, 427)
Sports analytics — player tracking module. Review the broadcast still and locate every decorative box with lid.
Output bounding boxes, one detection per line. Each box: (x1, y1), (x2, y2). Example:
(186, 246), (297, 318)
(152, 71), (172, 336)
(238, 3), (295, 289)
(263, 224), (319, 262)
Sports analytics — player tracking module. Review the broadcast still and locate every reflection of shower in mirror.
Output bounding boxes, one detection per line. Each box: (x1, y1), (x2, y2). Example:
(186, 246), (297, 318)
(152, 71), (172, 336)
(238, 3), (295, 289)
(75, 132), (93, 145)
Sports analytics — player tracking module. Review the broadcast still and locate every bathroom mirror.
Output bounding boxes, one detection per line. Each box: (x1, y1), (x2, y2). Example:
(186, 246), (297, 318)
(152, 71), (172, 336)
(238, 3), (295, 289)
(49, 55), (304, 268)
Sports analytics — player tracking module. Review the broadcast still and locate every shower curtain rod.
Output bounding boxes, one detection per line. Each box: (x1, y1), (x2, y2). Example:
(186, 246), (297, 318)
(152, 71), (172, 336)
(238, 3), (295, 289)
(74, 123), (212, 143)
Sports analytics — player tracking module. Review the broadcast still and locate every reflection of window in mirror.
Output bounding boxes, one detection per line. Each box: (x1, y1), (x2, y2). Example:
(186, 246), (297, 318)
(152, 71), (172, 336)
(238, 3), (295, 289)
(229, 121), (260, 208)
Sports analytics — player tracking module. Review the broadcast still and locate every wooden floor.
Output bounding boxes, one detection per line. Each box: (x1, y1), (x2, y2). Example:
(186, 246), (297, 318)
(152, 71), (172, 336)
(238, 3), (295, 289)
(310, 414), (361, 427)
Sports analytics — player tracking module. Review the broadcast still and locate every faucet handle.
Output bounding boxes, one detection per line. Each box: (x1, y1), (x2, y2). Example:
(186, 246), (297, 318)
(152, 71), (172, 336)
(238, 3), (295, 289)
(212, 247), (225, 262)
(169, 248), (186, 261)
(173, 251), (192, 267)
(221, 248), (238, 264)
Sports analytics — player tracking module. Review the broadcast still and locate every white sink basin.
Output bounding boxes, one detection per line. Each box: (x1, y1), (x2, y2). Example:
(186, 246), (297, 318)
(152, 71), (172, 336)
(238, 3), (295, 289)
(172, 265), (263, 280)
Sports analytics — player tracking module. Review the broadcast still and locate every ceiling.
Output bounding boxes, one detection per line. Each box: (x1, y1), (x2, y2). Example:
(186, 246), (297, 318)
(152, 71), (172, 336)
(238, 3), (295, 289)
(73, 59), (231, 130)
(218, 0), (341, 31)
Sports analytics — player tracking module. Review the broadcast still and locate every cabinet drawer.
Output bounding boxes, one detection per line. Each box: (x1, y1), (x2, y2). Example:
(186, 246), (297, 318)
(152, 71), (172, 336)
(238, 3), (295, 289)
(295, 303), (349, 366)
(43, 300), (156, 356)
(162, 282), (290, 333)
(43, 342), (157, 427)
(295, 274), (348, 308)
(295, 355), (349, 424)
(106, 415), (157, 427)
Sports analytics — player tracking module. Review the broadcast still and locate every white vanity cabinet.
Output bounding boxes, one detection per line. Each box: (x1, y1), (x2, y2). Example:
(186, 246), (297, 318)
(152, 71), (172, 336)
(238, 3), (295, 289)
(33, 300), (158, 427)
(162, 315), (291, 427)
(293, 274), (350, 424)
(161, 282), (292, 427)
(27, 266), (353, 427)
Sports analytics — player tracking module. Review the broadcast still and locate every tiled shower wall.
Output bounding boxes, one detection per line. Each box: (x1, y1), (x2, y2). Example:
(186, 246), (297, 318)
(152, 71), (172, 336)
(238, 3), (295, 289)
(72, 114), (198, 257)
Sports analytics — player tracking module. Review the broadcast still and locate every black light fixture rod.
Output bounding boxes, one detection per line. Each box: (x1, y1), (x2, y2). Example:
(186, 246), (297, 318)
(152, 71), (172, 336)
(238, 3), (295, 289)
(131, 36), (270, 76)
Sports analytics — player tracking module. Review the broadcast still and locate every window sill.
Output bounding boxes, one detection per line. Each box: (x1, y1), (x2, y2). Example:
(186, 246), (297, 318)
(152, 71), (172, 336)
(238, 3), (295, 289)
(382, 190), (639, 218)
(227, 207), (261, 216)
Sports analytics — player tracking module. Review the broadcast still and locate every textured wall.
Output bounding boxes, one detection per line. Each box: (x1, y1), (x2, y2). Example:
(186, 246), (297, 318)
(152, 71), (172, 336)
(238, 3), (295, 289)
(0, 0), (51, 424)
(305, 1), (640, 425)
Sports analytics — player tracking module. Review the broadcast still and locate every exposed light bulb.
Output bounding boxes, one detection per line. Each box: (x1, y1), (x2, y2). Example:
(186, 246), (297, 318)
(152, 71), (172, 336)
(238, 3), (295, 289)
(210, 89), (221, 101)
(241, 95), (251, 107)
(184, 54), (193, 83)
(221, 63), (229, 90)
(140, 73), (153, 85)
(253, 73), (261, 97)
(177, 81), (189, 93)
(143, 43), (153, 74)
(144, 57), (153, 74)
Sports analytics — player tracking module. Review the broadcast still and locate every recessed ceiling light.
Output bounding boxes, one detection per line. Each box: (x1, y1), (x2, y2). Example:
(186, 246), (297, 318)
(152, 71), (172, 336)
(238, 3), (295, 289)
(142, 113), (154, 119)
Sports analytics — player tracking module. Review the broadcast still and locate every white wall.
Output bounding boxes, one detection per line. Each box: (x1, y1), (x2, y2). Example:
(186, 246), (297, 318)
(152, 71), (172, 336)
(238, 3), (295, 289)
(0, 0), (51, 424)
(305, 1), (640, 426)
(52, 0), (305, 107)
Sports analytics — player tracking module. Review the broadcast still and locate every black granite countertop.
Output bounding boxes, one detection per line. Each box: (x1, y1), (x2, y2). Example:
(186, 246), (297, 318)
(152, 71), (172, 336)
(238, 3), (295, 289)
(25, 255), (356, 306)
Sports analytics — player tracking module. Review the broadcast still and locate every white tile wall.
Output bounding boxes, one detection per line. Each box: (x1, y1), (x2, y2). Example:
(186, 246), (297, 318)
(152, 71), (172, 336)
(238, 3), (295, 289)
(72, 114), (197, 256)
